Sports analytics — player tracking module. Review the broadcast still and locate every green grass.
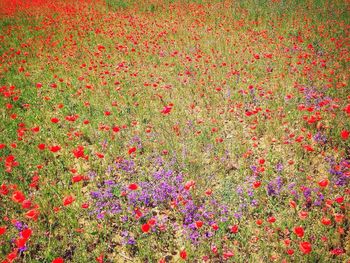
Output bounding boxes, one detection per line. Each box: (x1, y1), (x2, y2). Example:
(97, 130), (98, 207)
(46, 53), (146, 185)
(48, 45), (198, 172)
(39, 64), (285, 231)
(0, 0), (349, 262)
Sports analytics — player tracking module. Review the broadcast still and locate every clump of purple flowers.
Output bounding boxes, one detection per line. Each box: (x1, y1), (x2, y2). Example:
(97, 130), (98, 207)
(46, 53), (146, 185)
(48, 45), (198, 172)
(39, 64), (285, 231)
(90, 156), (229, 245)
(326, 157), (350, 187)
(266, 177), (283, 196)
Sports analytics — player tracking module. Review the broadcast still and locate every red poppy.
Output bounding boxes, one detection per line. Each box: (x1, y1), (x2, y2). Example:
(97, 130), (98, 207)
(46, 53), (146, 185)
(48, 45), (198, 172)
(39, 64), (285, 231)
(0, 226), (6, 235)
(340, 130), (349, 140)
(299, 211), (308, 220)
(293, 226), (304, 238)
(38, 143), (46, 150)
(63, 196), (75, 206)
(211, 223), (219, 231)
(72, 175), (84, 183)
(299, 241), (312, 254)
(96, 254), (103, 263)
(0, 184), (9, 195)
(15, 238), (27, 248)
(73, 146), (85, 159)
(141, 223), (150, 233)
(195, 220), (203, 228)
(318, 179), (329, 188)
(12, 191), (25, 203)
(330, 248), (344, 256)
(25, 209), (39, 221)
(52, 258), (64, 263)
(267, 216), (276, 223)
(21, 228), (32, 239)
(112, 126), (120, 132)
(96, 153), (104, 159)
(335, 196), (344, 203)
(223, 251), (234, 259)
(81, 203), (89, 209)
(128, 147), (136, 155)
(51, 118), (59, 123)
(253, 181), (261, 188)
(258, 158), (265, 164)
(184, 180), (195, 190)
(7, 250), (17, 261)
(180, 250), (187, 260)
(334, 213), (344, 223)
(321, 217), (331, 226)
(128, 183), (138, 191)
(229, 225), (239, 233)
(148, 218), (156, 226)
(50, 145), (61, 153)
(287, 249), (294, 255)
(205, 188), (212, 196)
(161, 105), (172, 115)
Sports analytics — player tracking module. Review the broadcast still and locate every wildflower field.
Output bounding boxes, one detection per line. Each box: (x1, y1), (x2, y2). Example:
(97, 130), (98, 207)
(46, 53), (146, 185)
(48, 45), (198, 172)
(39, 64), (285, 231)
(0, 0), (349, 262)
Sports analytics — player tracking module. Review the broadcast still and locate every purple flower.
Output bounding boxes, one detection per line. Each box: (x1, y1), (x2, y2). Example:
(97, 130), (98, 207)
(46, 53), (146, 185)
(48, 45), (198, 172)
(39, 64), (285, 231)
(267, 177), (283, 196)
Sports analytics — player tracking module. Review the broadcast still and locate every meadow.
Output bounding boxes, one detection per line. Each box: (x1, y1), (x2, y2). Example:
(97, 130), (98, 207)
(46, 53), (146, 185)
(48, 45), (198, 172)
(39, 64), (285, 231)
(0, 0), (349, 262)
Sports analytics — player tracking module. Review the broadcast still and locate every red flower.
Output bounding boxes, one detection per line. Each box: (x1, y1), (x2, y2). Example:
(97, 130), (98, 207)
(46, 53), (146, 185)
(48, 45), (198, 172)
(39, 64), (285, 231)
(267, 216), (276, 223)
(148, 218), (156, 226)
(211, 223), (219, 231)
(179, 250), (187, 260)
(15, 238), (27, 248)
(96, 153), (104, 159)
(299, 241), (312, 254)
(128, 183), (138, 191)
(21, 228), (32, 239)
(7, 250), (17, 261)
(96, 254), (104, 263)
(1, 184), (9, 195)
(50, 145), (61, 153)
(321, 217), (331, 226)
(141, 223), (150, 233)
(38, 143), (46, 150)
(299, 211), (308, 220)
(195, 220), (203, 228)
(0, 226), (6, 235)
(287, 249), (294, 255)
(229, 225), (239, 234)
(12, 191), (25, 203)
(340, 130), (349, 140)
(253, 181), (261, 188)
(63, 196), (75, 206)
(258, 158), (265, 164)
(112, 126), (120, 132)
(72, 175), (84, 183)
(334, 213), (344, 223)
(335, 196), (344, 203)
(73, 146), (85, 159)
(51, 118), (59, 123)
(184, 180), (195, 190)
(330, 248), (344, 256)
(52, 258), (64, 263)
(318, 179), (329, 188)
(161, 105), (172, 115)
(128, 147), (136, 155)
(293, 226), (304, 238)
(25, 209), (39, 221)
(223, 251), (234, 259)
(205, 188), (212, 196)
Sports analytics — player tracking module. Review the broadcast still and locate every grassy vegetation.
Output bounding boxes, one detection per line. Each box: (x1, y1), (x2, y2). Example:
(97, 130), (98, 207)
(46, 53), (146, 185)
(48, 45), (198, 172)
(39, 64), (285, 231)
(0, 0), (349, 262)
